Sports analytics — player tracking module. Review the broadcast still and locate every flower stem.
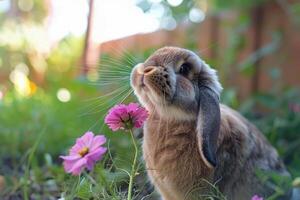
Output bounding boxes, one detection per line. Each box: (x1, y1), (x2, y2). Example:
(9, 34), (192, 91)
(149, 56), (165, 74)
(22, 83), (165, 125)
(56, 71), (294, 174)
(83, 171), (98, 186)
(127, 129), (138, 200)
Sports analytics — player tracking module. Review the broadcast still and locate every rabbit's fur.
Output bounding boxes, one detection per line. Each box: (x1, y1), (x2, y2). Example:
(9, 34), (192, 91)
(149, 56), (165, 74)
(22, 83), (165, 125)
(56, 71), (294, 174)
(130, 47), (291, 200)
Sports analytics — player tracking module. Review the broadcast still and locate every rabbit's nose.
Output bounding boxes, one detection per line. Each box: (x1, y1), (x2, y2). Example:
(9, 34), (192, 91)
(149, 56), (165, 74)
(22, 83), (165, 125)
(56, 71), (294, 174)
(143, 66), (157, 75)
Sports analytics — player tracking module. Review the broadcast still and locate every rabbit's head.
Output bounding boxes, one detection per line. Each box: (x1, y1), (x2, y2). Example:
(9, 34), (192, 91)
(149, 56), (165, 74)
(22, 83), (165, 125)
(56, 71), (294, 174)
(131, 47), (223, 167)
(131, 47), (222, 119)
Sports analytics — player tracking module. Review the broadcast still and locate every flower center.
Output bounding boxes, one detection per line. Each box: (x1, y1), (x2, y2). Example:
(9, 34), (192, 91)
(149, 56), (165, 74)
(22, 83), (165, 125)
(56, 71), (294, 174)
(121, 115), (134, 130)
(78, 147), (89, 157)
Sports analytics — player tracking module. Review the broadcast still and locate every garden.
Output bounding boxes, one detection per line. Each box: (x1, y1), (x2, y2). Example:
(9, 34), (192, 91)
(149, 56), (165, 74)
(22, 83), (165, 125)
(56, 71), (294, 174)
(0, 0), (300, 199)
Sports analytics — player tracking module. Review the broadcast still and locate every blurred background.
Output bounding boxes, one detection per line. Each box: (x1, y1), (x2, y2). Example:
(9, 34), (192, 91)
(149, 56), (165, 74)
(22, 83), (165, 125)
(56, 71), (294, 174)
(0, 0), (300, 199)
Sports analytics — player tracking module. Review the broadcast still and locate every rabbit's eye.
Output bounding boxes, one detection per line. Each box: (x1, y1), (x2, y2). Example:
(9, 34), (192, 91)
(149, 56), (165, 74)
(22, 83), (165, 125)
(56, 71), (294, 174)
(179, 63), (191, 76)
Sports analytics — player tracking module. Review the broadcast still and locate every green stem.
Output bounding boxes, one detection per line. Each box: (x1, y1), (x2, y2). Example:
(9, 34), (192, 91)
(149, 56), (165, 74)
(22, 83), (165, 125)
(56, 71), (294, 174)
(83, 171), (98, 186)
(127, 129), (138, 200)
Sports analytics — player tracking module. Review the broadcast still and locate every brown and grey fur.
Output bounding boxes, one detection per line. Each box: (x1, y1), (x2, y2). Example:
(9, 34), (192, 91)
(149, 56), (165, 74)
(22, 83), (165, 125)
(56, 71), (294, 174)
(130, 47), (290, 200)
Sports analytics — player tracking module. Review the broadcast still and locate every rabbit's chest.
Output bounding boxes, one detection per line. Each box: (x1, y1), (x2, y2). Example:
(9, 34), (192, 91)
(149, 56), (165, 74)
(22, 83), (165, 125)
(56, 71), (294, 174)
(143, 124), (211, 195)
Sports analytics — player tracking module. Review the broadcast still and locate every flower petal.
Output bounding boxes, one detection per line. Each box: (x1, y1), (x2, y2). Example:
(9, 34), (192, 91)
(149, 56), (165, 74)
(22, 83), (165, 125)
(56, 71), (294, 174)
(86, 159), (95, 171)
(80, 131), (94, 147)
(71, 132), (94, 153)
(251, 195), (264, 200)
(105, 103), (148, 131)
(60, 132), (108, 175)
(90, 135), (106, 151)
(69, 143), (84, 155)
(69, 157), (87, 175)
(60, 155), (81, 161)
(62, 157), (82, 173)
(86, 147), (107, 162)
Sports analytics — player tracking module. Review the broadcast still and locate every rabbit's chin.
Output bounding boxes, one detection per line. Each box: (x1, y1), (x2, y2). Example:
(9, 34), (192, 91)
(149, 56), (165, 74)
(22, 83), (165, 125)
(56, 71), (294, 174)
(133, 83), (197, 121)
(136, 93), (196, 121)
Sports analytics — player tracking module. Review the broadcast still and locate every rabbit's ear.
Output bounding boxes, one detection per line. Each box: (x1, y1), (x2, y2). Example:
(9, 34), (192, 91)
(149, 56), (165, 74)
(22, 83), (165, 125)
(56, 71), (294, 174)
(197, 86), (221, 168)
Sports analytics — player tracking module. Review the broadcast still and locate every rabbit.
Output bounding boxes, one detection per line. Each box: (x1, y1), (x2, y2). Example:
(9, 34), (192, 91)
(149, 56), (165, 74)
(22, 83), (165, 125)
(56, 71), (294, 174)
(130, 46), (292, 200)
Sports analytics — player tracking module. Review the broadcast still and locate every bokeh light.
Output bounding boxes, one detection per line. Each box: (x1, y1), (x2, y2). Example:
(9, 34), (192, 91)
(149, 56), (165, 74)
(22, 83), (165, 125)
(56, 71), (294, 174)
(189, 8), (205, 23)
(0, 90), (3, 101)
(57, 88), (71, 102)
(9, 66), (34, 97)
(15, 63), (29, 76)
(167, 0), (183, 7)
(161, 16), (177, 30)
(148, 3), (165, 18)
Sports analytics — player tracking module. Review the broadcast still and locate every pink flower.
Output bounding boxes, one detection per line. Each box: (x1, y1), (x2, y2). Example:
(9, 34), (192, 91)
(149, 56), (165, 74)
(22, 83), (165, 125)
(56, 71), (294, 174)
(105, 103), (148, 131)
(60, 131), (107, 175)
(251, 195), (264, 200)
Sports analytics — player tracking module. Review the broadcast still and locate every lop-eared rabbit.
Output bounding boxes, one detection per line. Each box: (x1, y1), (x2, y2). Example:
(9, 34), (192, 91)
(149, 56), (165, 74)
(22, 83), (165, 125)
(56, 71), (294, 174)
(130, 47), (292, 200)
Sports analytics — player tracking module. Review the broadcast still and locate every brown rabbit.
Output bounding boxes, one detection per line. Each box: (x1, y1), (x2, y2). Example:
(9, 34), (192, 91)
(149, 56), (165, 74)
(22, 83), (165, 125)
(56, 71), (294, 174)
(130, 47), (291, 200)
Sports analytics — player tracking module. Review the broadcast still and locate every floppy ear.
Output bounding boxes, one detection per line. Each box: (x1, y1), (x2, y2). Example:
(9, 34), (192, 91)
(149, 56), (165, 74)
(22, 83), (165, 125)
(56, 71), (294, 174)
(197, 86), (221, 168)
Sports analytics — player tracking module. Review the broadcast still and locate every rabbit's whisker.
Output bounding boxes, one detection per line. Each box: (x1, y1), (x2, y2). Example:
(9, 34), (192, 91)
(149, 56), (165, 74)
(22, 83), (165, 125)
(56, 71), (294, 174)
(99, 61), (132, 71)
(104, 43), (137, 65)
(110, 43), (137, 65)
(98, 77), (130, 82)
(88, 80), (128, 87)
(119, 89), (134, 104)
(82, 85), (131, 102)
(97, 68), (131, 74)
(100, 56), (129, 66)
(98, 75), (130, 80)
(79, 87), (132, 117)
(97, 76), (130, 80)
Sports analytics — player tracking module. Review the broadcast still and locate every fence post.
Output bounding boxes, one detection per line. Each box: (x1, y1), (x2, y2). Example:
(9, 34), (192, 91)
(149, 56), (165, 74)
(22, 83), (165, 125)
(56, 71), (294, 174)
(251, 5), (265, 93)
(209, 14), (220, 59)
(82, 0), (95, 75)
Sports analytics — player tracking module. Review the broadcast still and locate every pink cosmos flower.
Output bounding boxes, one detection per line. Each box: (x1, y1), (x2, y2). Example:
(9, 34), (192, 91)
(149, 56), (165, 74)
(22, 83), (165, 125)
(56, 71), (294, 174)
(60, 131), (107, 175)
(251, 195), (264, 200)
(105, 103), (148, 131)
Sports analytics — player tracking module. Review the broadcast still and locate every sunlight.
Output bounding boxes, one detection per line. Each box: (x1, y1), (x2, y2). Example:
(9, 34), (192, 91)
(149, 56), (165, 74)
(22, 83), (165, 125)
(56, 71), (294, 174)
(48, 0), (89, 42)
(48, 0), (160, 43)
(92, 0), (160, 43)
